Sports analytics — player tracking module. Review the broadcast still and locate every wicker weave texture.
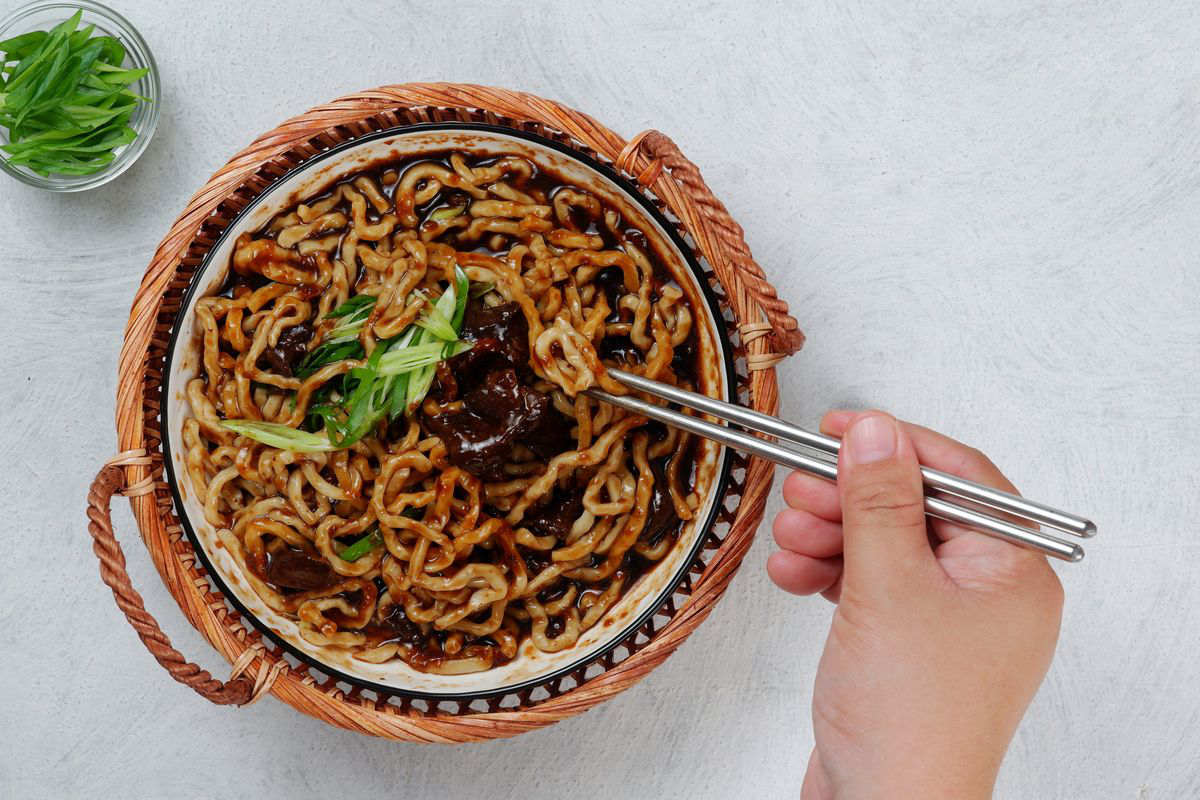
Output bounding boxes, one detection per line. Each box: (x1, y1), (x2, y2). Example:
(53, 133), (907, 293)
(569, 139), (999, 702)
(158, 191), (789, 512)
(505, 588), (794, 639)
(88, 84), (801, 742)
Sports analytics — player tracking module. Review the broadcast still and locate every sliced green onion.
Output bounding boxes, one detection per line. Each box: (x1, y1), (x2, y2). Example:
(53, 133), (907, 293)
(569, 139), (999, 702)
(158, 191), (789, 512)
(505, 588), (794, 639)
(468, 281), (495, 299)
(414, 267), (470, 342)
(384, 327), (418, 419)
(221, 420), (339, 452)
(0, 10), (150, 178)
(321, 329), (362, 345)
(88, 66), (146, 85)
(450, 266), (470, 329)
(331, 342), (391, 447)
(326, 294), (375, 318)
(293, 296), (377, 378)
(404, 268), (471, 412)
(0, 31), (49, 59)
(376, 340), (468, 376)
(415, 305), (458, 341)
(304, 400), (344, 433)
(429, 205), (466, 222)
(253, 275), (476, 448)
(404, 363), (438, 412)
(338, 530), (382, 561)
(328, 303), (373, 337)
(295, 338), (363, 379)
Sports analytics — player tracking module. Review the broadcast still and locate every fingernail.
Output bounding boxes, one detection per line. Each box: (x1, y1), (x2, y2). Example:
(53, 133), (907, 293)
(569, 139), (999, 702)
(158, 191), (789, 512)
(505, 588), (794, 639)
(845, 415), (897, 464)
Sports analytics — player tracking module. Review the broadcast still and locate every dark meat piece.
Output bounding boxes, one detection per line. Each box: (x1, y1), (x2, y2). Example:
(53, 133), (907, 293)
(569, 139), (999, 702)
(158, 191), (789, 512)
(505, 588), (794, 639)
(424, 297), (577, 477)
(266, 548), (337, 591)
(458, 301), (529, 370)
(426, 364), (574, 480)
(257, 322), (313, 377)
(462, 367), (574, 458)
(463, 367), (546, 425)
(441, 300), (528, 398)
(524, 405), (574, 460)
(443, 337), (507, 391)
(523, 489), (585, 540)
(423, 410), (515, 481)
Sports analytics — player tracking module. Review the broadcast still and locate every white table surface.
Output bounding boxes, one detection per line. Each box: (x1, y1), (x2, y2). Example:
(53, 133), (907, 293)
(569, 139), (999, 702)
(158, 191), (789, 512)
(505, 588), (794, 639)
(2, 2), (1197, 797)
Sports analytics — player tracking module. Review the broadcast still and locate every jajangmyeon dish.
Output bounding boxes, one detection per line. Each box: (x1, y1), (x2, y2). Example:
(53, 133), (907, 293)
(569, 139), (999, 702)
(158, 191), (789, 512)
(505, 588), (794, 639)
(182, 151), (709, 674)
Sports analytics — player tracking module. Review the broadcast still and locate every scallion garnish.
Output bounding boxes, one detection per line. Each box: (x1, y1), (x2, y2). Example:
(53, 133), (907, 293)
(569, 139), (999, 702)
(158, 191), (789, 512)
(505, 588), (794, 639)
(221, 420), (339, 452)
(328, 339), (392, 447)
(229, 271), (473, 453)
(468, 281), (495, 299)
(428, 205), (466, 222)
(337, 530), (381, 561)
(0, 11), (151, 178)
(294, 295), (376, 379)
(450, 266), (470, 328)
(405, 267), (470, 412)
(325, 294), (375, 319)
(382, 326), (419, 420)
(414, 292), (459, 341)
(376, 340), (471, 376)
(327, 297), (375, 340)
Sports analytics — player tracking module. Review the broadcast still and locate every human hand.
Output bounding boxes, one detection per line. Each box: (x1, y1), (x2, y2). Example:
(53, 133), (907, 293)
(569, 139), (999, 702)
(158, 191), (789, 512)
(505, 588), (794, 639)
(768, 411), (1064, 800)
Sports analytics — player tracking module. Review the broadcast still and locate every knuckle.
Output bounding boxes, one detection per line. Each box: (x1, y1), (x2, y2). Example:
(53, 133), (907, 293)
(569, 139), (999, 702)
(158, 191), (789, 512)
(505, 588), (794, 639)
(988, 549), (1031, 584)
(782, 472), (816, 508)
(847, 482), (924, 521)
(952, 445), (988, 474)
(962, 446), (990, 470)
(988, 548), (1065, 608)
(957, 446), (1018, 491)
(771, 512), (793, 546)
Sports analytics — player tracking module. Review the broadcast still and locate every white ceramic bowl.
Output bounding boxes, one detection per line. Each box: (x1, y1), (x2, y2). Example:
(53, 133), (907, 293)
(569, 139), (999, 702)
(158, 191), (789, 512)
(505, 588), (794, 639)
(161, 124), (734, 698)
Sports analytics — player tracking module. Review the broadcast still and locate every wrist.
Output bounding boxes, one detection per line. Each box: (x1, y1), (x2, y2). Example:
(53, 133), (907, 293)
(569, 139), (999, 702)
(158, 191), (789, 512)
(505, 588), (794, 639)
(825, 751), (999, 800)
(854, 762), (997, 800)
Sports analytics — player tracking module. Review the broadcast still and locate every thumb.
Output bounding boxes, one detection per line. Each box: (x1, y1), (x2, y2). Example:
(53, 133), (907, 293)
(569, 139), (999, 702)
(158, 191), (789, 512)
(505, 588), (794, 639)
(838, 412), (934, 592)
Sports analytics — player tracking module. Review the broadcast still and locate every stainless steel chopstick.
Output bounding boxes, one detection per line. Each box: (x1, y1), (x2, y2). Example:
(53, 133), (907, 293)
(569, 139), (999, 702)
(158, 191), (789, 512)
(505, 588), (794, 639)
(584, 386), (1087, 562)
(608, 368), (1096, 539)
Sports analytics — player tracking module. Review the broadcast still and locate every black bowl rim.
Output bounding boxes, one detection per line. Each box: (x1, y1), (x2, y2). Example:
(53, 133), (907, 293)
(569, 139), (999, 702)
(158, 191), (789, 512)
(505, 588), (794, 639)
(160, 121), (736, 701)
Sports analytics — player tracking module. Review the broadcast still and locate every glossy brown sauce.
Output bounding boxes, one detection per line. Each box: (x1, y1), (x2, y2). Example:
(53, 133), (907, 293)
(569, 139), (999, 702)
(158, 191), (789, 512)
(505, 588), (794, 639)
(217, 150), (701, 668)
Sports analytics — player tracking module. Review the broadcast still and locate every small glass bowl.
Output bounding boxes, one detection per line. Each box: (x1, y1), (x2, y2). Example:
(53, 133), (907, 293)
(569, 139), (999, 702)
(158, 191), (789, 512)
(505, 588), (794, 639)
(0, 0), (160, 192)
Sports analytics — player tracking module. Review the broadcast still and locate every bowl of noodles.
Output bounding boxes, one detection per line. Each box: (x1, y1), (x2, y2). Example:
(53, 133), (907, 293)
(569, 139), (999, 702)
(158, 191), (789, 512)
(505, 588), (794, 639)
(161, 123), (734, 698)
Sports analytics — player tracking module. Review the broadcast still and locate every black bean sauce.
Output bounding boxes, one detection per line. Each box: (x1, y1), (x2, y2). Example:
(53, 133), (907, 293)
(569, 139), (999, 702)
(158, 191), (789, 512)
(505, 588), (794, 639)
(218, 150), (703, 667)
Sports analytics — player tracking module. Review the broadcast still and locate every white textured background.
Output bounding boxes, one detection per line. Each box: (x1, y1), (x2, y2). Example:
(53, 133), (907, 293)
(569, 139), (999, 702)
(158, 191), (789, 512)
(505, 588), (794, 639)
(1, 1), (1197, 798)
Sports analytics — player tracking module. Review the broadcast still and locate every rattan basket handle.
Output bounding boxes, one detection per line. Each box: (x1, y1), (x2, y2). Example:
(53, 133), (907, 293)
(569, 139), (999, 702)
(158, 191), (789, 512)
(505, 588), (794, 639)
(617, 129), (805, 362)
(87, 462), (253, 705)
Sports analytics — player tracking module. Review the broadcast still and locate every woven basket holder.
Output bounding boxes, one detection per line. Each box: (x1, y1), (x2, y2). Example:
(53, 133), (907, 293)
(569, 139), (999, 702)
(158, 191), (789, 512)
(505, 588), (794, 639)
(85, 83), (804, 743)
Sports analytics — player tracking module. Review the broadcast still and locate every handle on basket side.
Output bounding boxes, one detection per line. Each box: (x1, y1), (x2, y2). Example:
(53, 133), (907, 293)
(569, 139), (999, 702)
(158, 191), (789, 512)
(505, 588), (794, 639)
(87, 463), (253, 706)
(617, 129), (805, 364)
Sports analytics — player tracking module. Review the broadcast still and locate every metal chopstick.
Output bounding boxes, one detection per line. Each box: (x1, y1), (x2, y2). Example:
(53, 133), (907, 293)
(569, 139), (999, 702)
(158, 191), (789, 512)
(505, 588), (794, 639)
(608, 368), (1096, 539)
(583, 384), (1087, 563)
